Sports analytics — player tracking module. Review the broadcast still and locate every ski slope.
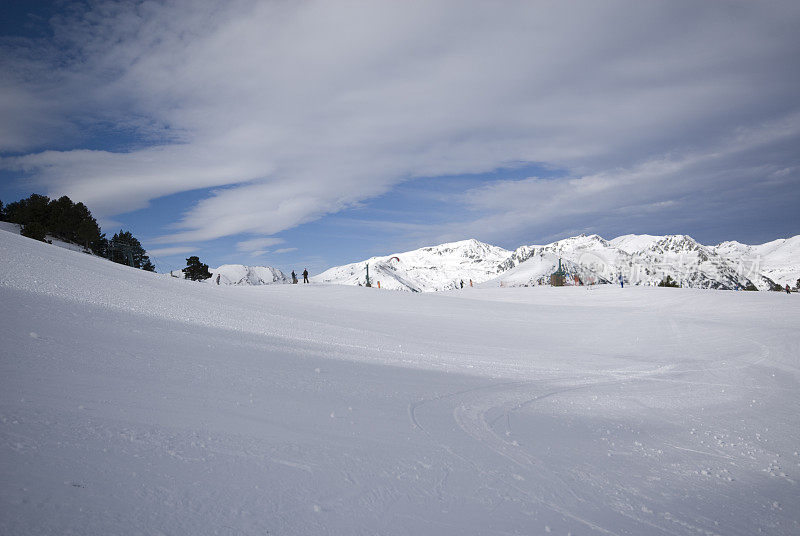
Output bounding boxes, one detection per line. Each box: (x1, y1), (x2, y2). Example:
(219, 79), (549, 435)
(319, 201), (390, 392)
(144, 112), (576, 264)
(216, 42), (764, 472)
(1, 228), (799, 535)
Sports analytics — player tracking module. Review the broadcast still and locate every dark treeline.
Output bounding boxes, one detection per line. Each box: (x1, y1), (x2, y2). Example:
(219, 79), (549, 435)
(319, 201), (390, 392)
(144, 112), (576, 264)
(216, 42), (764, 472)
(0, 193), (154, 272)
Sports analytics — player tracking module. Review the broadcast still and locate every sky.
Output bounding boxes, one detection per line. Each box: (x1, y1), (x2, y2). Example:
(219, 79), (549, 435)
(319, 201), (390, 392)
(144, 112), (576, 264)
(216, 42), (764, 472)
(1, 0), (798, 274)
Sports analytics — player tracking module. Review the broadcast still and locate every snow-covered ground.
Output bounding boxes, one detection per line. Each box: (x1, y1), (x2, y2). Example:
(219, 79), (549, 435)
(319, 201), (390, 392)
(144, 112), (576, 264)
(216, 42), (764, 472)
(2, 228), (799, 535)
(0, 220), (92, 255)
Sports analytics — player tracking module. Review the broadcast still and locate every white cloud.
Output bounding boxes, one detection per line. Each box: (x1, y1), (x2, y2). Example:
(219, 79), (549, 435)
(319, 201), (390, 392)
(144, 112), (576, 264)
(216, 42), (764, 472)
(1, 0), (798, 245)
(273, 247), (298, 254)
(235, 237), (284, 252)
(438, 114), (800, 245)
(147, 246), (196, 257)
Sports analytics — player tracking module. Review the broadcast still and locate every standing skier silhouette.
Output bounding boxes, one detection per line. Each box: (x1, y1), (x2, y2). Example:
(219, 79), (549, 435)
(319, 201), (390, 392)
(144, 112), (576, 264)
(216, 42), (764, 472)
(303, 269), (309, 283)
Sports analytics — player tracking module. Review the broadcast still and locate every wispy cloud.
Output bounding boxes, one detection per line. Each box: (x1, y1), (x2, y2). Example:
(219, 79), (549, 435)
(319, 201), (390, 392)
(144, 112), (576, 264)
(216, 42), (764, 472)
(147, 246), (196, 257)
(437, 114), (800, 245)
(272, 247), (298, 254)
(1, 0), (798, 247)
(235, 237), (284, 252)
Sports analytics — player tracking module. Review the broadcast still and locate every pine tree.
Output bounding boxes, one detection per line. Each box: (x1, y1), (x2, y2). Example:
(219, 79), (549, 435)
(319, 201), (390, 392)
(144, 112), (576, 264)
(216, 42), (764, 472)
(658, 275), (679, 287)
(21, 221), (47, 242)
(46, 195), (74, 241)
(76, 219), (99, 251)
(4, 194), (103, 251)
(184, 256), (212, 281)
(108, 230), (154, 271)
(5, 194), (50, 228)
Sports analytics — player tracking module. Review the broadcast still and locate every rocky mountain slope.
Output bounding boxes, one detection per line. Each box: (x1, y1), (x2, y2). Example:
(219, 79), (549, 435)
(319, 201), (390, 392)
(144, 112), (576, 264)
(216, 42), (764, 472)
(494, 234), (779, 290)
(713, 236), (800, 287)
(318, 234), (797, 292)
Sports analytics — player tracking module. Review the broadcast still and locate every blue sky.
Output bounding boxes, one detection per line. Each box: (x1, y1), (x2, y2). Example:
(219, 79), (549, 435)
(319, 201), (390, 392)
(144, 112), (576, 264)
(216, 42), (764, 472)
(1, 1), (799, 275)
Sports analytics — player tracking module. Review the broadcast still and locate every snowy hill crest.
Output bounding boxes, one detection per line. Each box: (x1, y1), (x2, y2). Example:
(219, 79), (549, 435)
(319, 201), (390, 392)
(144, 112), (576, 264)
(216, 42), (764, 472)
(313, 239), (511, 292)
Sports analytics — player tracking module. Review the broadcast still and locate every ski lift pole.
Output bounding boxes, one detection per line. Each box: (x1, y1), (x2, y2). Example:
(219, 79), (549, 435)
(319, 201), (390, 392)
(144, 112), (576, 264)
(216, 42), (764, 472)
(365, 263), (371, 287)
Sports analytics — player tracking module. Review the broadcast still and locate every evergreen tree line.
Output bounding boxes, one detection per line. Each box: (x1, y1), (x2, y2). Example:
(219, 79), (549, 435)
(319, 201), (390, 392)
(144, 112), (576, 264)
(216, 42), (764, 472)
(0, 194), (154, 272)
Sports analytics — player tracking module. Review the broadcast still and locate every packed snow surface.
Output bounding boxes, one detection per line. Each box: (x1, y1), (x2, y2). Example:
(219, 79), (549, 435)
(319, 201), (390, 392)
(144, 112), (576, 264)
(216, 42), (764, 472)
(2, 228), (800, 535)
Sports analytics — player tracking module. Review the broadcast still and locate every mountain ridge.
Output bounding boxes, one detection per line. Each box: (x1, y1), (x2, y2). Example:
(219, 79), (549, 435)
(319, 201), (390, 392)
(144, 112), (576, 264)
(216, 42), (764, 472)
(314, 233), (799, 291)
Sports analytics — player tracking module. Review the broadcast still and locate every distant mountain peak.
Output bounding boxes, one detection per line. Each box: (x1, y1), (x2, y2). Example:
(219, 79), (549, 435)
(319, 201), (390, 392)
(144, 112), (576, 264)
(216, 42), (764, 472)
(314, 232), (798, 292)
(209, 264), (288, 285)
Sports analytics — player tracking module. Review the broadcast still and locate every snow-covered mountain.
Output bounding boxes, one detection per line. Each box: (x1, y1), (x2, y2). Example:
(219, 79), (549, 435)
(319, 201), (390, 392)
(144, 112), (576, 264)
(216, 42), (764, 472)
(169, 264), (288, 284)
(319, 233), (797, 292)
(209, 264), (288, 285)
(713, 236), (800, 287)
(313, 239), (511, 292)
(494, 234), (779, 290)
(497, 234), (625, 286)
(485, 253), (611, 288)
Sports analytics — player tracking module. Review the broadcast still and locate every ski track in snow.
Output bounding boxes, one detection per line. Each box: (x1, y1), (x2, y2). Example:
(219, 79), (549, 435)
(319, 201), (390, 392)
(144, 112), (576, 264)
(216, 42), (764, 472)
(2, 229), (800, 535)
(407, 330), (775, 536)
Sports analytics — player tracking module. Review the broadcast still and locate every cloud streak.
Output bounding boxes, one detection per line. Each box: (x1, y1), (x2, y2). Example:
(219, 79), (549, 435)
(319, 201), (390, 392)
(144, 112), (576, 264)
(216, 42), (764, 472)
(1, 0), (798, 247)
(146, 246), (196, 257)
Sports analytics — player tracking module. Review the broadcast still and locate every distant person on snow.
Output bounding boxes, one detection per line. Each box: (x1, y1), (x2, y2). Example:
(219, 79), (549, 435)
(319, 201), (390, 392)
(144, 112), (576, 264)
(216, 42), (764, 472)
(618, 274), (624, 288)
(216, 274), (220, 285)
(291, 270), (297, 284)
(303, 269), (309, 284)
(469, 279), (473, 287)
(787, 284), (792, 294)
(460, 280), (464, 289)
